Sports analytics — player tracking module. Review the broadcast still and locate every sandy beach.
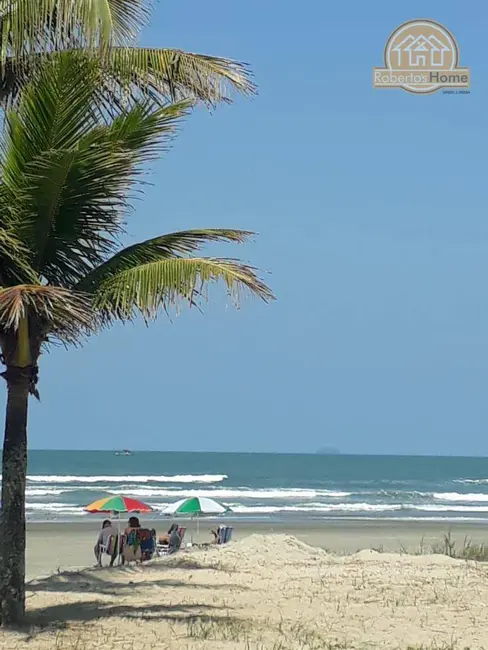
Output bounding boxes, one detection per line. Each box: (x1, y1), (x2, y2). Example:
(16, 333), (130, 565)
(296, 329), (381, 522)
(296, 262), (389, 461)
(0, 521), (485, 649)
(25, 518), (488, 579)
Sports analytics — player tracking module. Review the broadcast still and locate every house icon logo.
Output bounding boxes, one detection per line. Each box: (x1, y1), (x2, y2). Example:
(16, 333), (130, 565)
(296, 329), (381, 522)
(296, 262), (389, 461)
(373, 20), (470, 94)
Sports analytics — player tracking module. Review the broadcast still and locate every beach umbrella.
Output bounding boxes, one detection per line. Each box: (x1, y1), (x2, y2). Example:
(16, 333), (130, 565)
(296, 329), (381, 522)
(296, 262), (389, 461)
(163, 497), (230, 537)
(163, 496), (228, 516)
(84, 495), (153, 514)
(84, 495), (153, 563)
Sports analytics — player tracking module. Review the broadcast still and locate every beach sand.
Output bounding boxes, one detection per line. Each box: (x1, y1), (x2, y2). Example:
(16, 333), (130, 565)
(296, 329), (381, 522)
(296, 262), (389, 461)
(0, 522), (488, 650)
(25, 519), (488, 579)
(3, 529), (488, 649)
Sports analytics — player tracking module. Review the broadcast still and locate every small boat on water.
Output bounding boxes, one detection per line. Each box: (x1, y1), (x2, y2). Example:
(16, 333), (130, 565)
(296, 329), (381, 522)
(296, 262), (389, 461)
(114, 449), (133, 456)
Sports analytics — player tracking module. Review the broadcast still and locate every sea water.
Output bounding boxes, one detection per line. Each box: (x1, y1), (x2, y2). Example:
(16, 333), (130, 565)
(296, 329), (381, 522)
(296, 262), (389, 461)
(10, 450), (488, 522)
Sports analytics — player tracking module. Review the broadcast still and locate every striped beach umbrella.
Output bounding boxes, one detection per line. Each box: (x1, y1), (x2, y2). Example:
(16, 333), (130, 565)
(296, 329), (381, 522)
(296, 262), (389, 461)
(163, 496), (229, 516)
(163, 497), (230, 538)
(84, 495), (153, 514)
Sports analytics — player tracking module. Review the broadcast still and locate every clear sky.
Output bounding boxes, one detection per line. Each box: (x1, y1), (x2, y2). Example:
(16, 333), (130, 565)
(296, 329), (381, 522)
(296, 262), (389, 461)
(4, 0), (487, 455)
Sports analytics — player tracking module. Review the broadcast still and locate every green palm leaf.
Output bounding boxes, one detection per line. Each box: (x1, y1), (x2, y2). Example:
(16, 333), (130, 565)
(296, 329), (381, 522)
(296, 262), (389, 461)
(1, 53), (190, 286)
(0, 3), (255, 107)
(107, 47), (256, 105)
(0, 47), (256, 107)
(0, 0), (150, 63)
(0, 230), (37, 286)
(77, 229), (256, 291)
(92, 256), (275, 324)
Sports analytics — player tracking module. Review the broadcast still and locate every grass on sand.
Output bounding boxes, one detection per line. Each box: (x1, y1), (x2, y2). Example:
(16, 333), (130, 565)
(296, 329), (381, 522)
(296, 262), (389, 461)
(2, 533), (488, 650)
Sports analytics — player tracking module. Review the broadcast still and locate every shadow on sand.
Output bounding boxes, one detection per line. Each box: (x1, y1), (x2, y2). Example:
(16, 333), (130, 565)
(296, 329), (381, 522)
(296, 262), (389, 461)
(27, 572), (228, 596)
(26, 600), (230, 627)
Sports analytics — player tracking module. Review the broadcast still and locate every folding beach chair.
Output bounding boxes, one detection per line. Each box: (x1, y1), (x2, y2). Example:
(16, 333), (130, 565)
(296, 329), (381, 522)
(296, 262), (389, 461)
(224, 526), (233, 543)
(156, 526), (186, 556)
(217, 526), (233, 544)
(122, 529), (155, 564)
(98, 534), (119, 565)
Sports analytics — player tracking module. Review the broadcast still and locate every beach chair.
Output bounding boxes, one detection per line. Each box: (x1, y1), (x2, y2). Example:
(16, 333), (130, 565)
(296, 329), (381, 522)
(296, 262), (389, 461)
(156, 538), (169, 556)
(98, 534), (119, 565)
(156, 526), (186, 556)
(217, 526), (233, 545)
(177, 527), (186, 548)
(217, 526), (226, 544)
(224, 526), (233, 544)
(122, 529), (155, 564)
(122, 531), (142, 564)
(138, 528), (156, 561)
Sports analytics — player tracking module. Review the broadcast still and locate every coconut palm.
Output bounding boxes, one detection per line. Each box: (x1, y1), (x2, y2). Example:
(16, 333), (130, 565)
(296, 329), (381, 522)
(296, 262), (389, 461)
(0, 52), (273, 625)
(0, 0), (255, 106)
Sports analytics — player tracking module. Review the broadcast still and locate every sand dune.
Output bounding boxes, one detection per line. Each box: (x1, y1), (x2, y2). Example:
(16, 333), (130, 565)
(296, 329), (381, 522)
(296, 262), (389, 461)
(3, 534), (488, 649)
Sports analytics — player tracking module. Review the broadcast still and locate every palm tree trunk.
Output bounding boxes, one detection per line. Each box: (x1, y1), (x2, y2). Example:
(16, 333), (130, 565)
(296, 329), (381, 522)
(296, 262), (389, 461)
(0, 367), (29, 626)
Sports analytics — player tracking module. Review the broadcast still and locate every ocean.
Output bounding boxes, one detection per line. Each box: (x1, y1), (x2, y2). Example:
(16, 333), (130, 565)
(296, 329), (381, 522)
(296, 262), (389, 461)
(14, 450), (488, 522)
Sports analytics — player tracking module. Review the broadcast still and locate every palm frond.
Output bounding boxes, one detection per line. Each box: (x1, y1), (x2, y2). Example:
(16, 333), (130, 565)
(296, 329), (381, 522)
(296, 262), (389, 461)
(107, 47), (256, 105)
(1, 52), (101, 185)
(0, 227), (37, 285)
(83, 99), (191, 162)
(76, 229), (256, 292)
(0, 47), (256, 108)
(0, 284), (94, 344)
(92, 257), (275, 324)
(0, 52), (190, 285)
(0, 0), (151, 64)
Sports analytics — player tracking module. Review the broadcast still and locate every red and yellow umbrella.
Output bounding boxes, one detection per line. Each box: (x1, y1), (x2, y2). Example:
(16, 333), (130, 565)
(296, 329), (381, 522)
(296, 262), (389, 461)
(85, 495), (153, 514)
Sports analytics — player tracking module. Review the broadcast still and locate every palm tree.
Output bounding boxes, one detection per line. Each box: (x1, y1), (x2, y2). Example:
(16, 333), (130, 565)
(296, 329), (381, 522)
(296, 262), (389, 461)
(0, 0), (256, 106)
(0, 52), (273, 626)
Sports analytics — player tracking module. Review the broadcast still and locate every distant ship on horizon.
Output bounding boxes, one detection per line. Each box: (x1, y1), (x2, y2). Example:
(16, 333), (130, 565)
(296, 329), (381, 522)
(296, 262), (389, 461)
(114, 449), (133, 456)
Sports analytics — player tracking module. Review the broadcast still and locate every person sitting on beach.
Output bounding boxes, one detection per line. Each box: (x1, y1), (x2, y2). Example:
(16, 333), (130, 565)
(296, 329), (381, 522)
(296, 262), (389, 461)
(210, 525), (224, 544)
(158, 523), (178, 546)
(124, 516), (141, 536)
(168, 525), (181, 552)
(94, 519), (117, 567)
(121, 516), (142, 565)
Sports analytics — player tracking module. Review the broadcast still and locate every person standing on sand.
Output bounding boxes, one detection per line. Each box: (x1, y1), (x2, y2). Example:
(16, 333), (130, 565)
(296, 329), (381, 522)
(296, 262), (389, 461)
(94, 519), (118, 567)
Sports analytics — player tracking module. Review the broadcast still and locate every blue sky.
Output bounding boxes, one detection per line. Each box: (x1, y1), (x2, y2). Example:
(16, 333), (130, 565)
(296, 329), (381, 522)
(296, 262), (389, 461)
(5, 0), (487, 455)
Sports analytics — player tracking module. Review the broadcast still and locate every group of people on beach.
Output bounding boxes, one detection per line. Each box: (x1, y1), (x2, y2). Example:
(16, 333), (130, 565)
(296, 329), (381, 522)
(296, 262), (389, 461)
(94, 517), (182, 567)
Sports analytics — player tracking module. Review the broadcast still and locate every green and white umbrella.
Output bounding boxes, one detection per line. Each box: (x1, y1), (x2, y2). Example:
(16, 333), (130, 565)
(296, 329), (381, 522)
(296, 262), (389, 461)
(163, 497), (230, 537)
(163, 496), (229, 516)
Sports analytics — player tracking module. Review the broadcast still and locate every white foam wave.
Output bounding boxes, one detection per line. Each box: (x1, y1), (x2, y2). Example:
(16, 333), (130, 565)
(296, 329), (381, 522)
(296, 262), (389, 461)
(433, 492), (488, 502)
(23, 474), (228, 484)
(454, 479), (488, 485)
(214, 503), (403, 514)
(413, 504), (488, 512)
(104, 487), (350, 499)
(26, 488), (64, 497)
(26, 503), (87, 515)
(22, 485), (351, 499)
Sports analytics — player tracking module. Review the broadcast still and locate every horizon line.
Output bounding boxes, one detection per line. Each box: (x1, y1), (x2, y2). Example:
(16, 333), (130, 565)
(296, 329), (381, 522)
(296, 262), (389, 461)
(27, 449), (488, 459)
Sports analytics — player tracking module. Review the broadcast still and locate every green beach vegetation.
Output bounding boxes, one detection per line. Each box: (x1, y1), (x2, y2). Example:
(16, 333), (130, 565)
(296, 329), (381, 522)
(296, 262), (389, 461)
(0, 1), (272, 626)
(0, 0), (256, 106)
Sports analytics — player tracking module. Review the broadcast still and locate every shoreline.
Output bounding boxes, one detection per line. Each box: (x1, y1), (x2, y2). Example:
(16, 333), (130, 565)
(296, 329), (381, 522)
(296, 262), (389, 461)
(26, 517), (488, 580)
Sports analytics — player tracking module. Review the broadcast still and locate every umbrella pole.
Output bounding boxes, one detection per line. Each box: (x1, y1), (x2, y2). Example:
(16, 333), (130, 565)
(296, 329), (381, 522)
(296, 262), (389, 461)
(117, 511), (121, 565)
